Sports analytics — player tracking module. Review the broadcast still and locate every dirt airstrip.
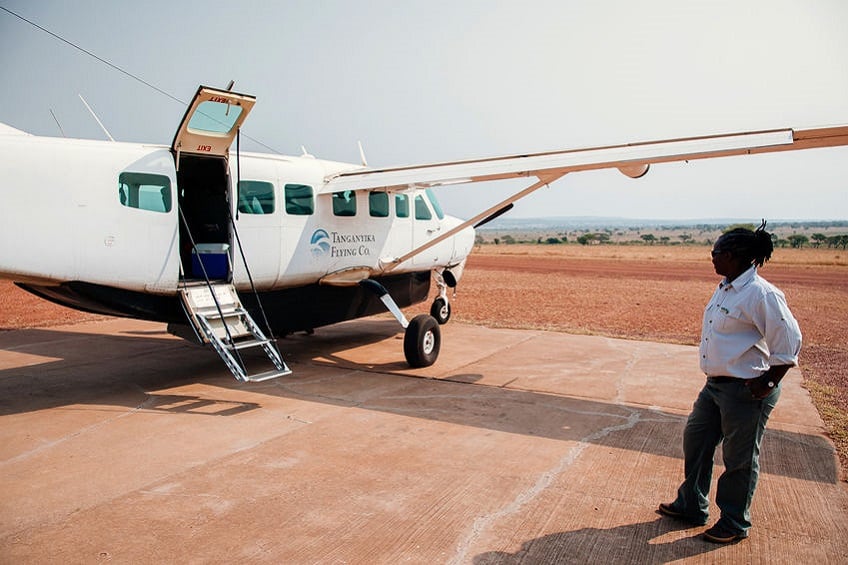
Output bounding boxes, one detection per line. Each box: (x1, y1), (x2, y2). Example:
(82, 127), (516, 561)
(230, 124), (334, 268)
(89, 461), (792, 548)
(1, 244), (847, 476)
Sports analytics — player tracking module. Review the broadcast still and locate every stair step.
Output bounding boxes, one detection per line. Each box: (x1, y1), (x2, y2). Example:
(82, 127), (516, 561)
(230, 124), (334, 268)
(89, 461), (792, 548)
(245, 368), (293, 382)
(228, 338), (272, 350)
(180, 281), (290, 382)
(195, 306), (242, 318)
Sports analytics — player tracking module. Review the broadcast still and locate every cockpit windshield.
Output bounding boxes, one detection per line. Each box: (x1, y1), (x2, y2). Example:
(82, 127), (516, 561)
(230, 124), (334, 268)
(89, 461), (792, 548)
(425, 188), (445, 220)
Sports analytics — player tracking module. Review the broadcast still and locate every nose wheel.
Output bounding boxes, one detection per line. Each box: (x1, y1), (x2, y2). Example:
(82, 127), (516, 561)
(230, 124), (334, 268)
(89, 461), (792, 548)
(430, 268), (457, 325)
(430, 298), (451, 324)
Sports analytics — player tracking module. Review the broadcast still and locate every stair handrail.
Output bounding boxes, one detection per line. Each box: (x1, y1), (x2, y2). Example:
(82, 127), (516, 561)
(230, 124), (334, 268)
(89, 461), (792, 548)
(177, 207), (248, 372)
(227, 130), (283, 359)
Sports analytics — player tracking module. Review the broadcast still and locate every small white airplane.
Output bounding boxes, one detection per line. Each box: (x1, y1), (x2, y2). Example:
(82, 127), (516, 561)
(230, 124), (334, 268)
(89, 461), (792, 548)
(1, 85), (846, 382)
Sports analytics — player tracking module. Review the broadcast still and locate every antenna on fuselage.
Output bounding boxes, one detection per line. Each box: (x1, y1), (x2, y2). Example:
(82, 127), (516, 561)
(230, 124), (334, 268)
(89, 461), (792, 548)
(49, 109), (66, 137)
(358, 141), (368, 167)
(78, 94), (114, 141)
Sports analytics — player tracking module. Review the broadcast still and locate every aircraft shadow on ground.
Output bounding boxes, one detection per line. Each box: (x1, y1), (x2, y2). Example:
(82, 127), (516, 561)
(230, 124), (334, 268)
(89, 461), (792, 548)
(0, 322), (838, 485)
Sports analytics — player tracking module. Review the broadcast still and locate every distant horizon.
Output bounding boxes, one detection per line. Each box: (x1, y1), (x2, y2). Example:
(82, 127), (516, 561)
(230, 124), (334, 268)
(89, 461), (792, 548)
(477, 216), (848, 230)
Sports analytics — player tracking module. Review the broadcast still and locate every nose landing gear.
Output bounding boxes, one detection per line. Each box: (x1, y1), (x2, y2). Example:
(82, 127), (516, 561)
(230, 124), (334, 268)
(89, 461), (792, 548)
(430, 268), (457, 325)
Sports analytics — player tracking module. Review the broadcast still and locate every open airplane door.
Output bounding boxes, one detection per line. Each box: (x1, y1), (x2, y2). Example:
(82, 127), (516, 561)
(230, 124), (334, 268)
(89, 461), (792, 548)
(172, 86), (256, 163)
(172, 86), (257, 282)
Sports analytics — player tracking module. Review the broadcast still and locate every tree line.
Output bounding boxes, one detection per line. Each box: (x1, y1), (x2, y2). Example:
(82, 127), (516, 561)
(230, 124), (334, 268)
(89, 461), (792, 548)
(787, 233), (848, 249)
(478, 232), (848, 248)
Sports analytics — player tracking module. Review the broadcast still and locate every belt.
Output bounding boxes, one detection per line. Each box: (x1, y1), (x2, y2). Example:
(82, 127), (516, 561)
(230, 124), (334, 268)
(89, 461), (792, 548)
(707, 376), (746, 384)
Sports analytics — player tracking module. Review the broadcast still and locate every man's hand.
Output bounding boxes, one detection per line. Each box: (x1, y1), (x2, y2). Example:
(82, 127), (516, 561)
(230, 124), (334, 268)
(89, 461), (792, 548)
(745, 376), (775, 399)
(746, 365), (792, 399)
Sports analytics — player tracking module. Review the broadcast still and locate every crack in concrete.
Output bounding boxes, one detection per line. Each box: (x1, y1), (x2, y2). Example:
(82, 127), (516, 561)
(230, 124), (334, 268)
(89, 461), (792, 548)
(448, 409), (642, 564)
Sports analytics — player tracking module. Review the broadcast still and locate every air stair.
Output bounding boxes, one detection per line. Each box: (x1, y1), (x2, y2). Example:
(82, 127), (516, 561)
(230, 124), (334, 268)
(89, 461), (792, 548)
(179, 282), (291, 382)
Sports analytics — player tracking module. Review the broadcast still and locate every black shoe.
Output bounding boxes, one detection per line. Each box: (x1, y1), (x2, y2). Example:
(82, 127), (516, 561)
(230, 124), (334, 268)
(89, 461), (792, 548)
(657, 503), (708, 526)
(703, 523), (748, 544)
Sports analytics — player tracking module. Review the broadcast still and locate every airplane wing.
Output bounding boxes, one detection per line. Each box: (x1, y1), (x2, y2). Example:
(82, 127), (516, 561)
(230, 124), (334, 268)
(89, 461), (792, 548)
(321, 124), (848, 270)
(322, 125), (848, 194)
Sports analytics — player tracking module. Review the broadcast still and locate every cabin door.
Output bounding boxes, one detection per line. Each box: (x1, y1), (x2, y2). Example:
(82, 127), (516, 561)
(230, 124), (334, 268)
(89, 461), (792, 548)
(170, 86), (256, 280)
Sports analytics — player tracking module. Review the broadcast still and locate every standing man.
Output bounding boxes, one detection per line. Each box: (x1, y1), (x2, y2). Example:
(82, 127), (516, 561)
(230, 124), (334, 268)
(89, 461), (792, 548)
(658, 222), (802, 543)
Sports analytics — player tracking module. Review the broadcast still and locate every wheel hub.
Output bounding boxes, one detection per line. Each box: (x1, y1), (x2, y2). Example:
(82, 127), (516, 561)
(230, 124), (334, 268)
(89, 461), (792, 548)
(422, 330), (435, 354)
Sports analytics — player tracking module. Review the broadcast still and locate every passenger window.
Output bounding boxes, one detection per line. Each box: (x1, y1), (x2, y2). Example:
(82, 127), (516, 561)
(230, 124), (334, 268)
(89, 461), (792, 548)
(237, 180), (275, 214)
(369, 192), (389, 217)
(414, 195), (432, 220)
(285, 184), (314, 215)
(426, 188), (445, 220)
(118, 172), (171, 213)
(395, 194), (409, 218)
(333, 190), (357, 216)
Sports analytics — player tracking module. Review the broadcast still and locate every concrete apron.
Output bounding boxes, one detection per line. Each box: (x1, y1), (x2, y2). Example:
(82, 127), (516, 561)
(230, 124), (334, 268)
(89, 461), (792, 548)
(0, 317), (845, 563)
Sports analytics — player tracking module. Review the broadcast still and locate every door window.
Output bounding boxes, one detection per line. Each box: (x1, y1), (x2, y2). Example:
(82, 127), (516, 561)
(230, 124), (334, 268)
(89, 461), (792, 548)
(414, 195), (432, 220)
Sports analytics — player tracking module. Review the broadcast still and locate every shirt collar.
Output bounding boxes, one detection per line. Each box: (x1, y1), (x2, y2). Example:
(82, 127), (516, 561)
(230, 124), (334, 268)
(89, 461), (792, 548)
(721, 264), (757, 290)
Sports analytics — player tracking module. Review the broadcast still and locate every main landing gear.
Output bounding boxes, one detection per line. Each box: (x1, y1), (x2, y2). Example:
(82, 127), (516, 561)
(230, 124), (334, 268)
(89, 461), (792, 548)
(359, 268), (459, 368)
(359, 279), (442, 368)
(403, 314), (440, 368)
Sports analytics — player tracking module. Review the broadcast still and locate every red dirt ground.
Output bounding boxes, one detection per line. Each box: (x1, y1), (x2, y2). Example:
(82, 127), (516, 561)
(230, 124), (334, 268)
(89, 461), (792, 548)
(2, 244), (846, 475)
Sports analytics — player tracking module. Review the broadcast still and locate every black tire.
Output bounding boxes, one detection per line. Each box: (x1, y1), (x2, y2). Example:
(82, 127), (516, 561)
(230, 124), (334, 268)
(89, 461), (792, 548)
(403, 314), (441, 367)
(430, 298), (451, 324)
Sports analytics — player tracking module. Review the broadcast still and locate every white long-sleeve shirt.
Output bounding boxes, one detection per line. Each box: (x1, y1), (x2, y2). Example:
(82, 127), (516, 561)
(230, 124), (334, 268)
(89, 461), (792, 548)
(699, 265), (802, 379)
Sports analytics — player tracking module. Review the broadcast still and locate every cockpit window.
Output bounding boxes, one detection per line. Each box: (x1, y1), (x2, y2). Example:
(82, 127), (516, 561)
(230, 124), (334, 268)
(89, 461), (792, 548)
(237, 180), (275, 214)
(414, 194), (432, 220)
(333, 190), (357, 216)
(395, 194), (409, 218)
(425, 188), (445, 220)
(118, 172), (171, 213)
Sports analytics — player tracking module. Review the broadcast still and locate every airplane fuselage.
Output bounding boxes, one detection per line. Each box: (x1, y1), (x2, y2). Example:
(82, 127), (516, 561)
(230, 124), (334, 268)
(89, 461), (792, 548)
(0, 126), (474, 333)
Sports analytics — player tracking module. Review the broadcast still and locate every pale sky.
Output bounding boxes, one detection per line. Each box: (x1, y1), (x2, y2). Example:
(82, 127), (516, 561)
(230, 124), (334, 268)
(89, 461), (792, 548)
(1, 0), (846, 221)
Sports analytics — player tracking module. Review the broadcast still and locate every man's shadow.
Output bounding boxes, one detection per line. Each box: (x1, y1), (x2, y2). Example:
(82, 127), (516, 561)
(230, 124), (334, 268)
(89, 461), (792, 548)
(474, 517), (724, 564)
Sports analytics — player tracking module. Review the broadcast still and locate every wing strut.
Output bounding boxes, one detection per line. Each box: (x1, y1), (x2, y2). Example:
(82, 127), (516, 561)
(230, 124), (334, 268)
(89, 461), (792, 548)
(381, 173), (565, 273)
